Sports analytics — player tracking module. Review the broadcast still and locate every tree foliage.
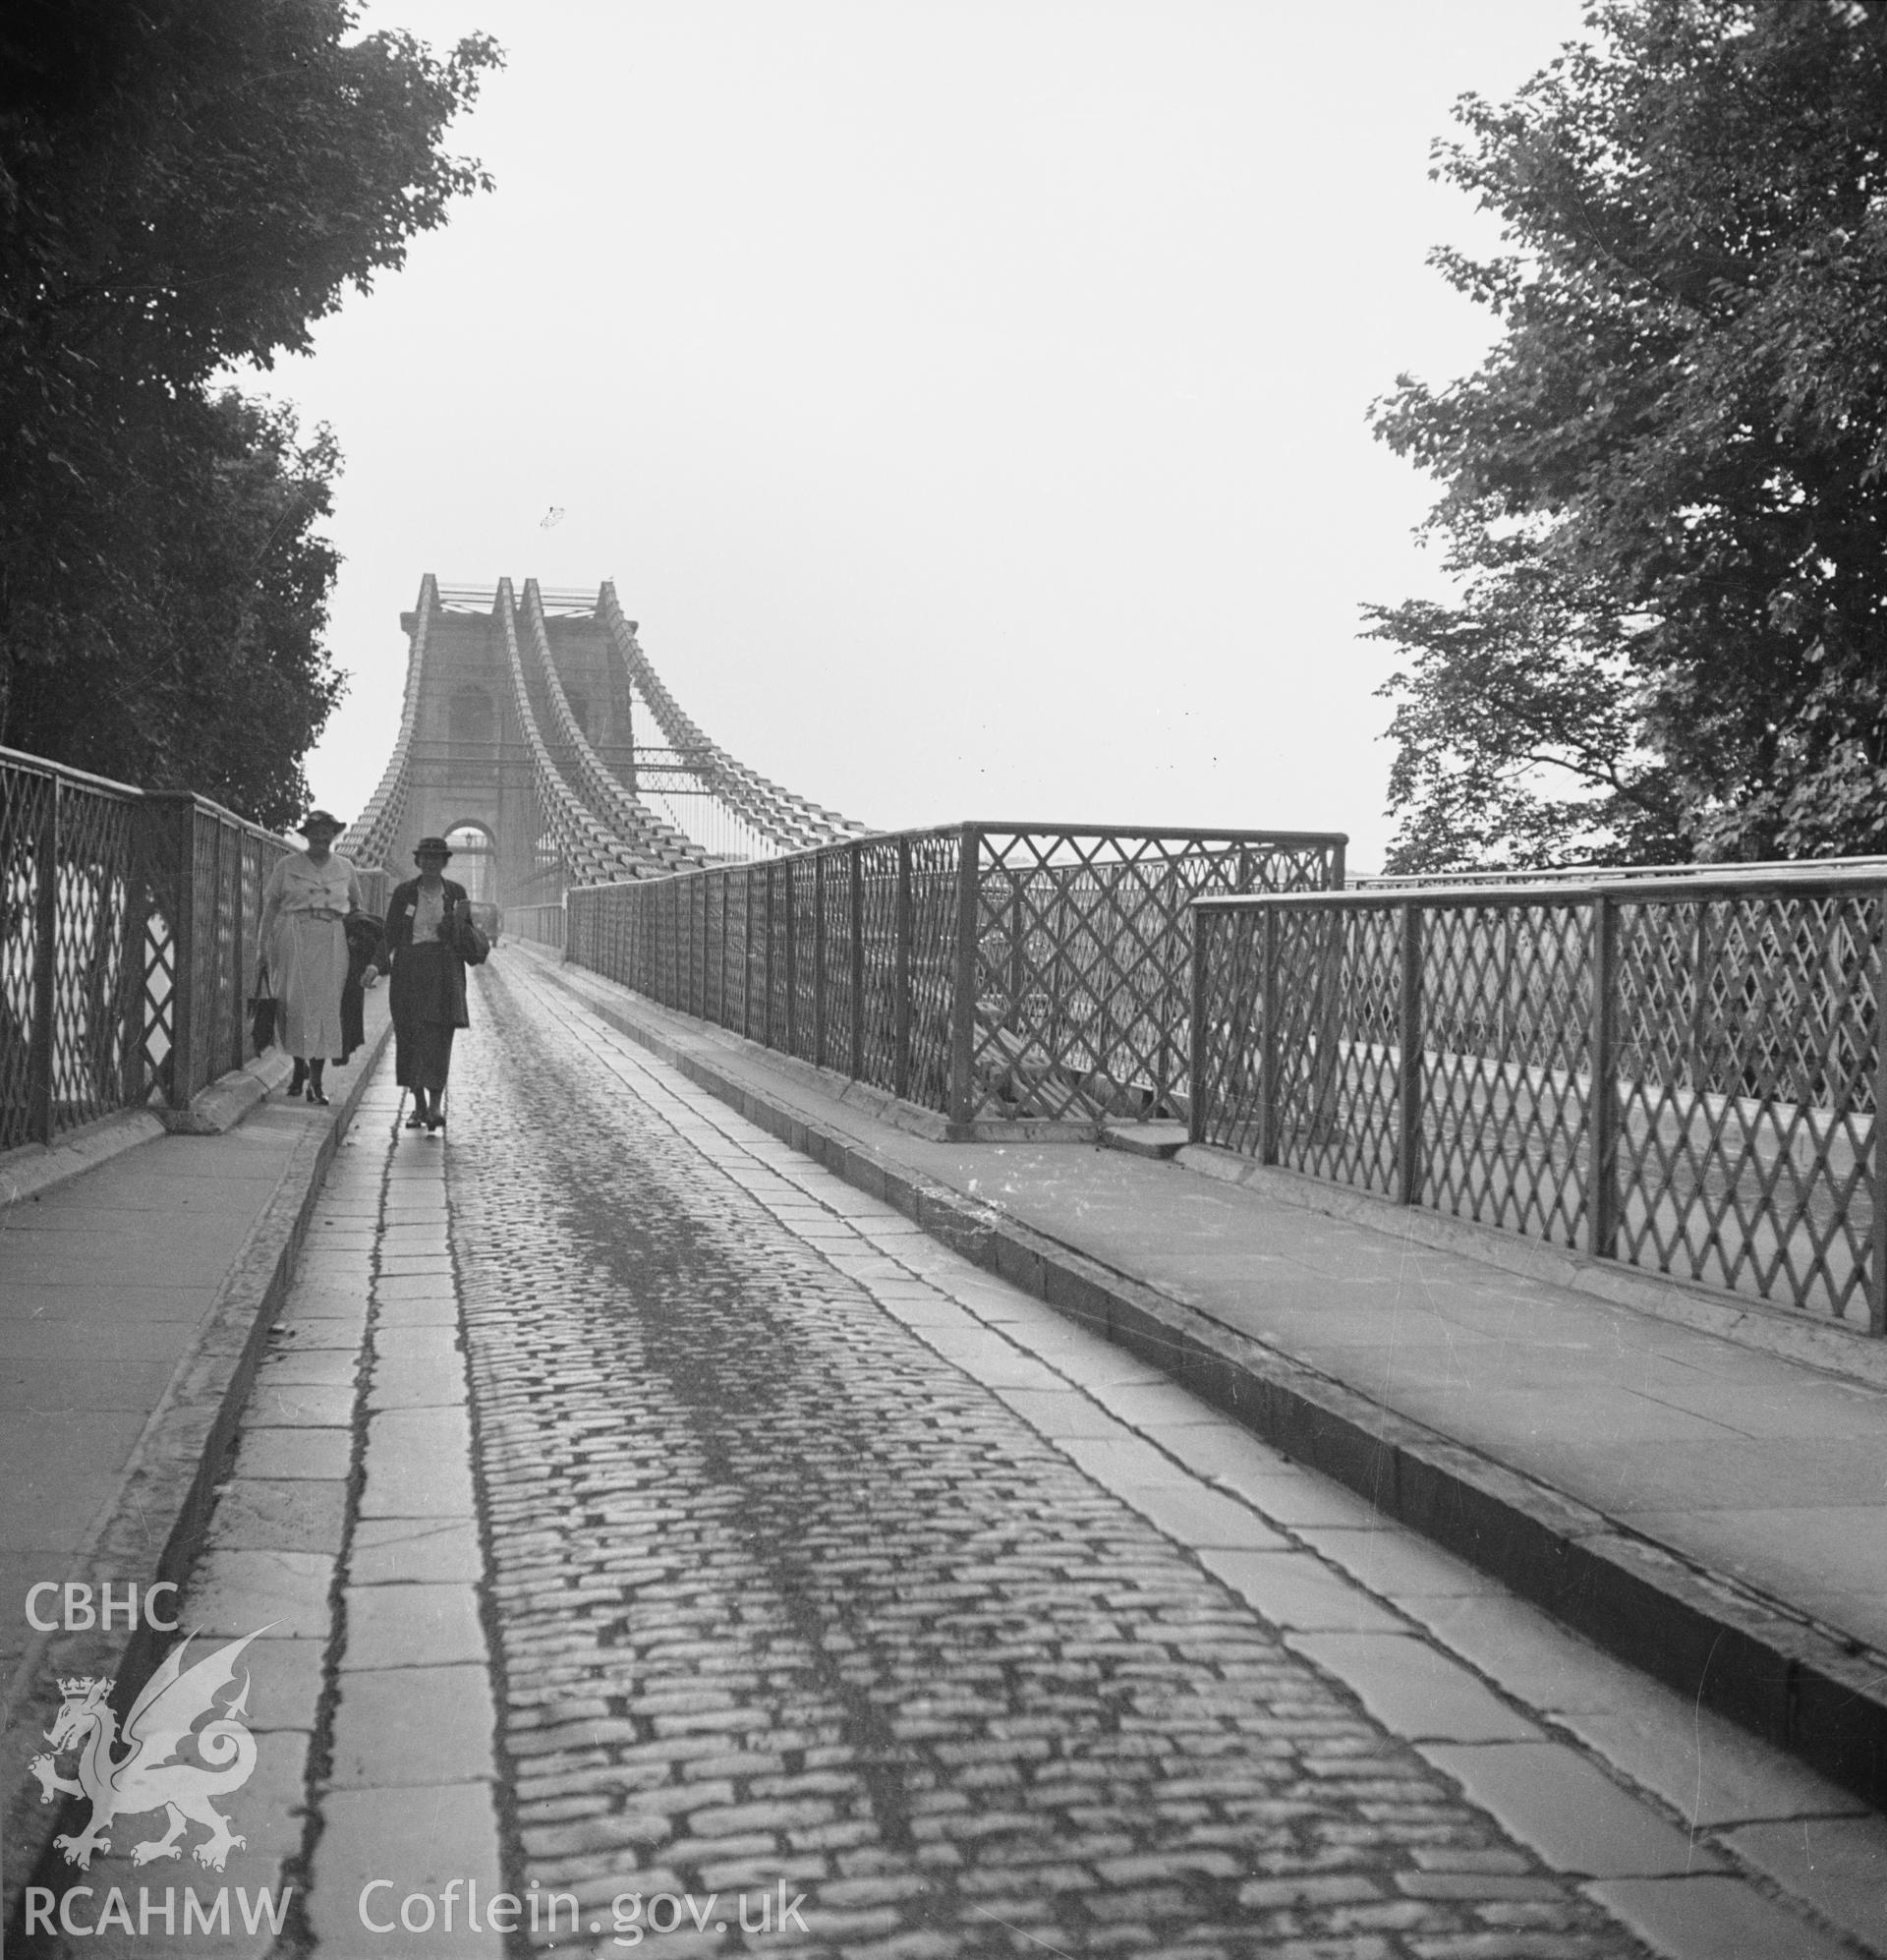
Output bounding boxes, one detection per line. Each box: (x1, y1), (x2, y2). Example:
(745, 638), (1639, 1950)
(1367, 0), (1887, 872)
(0, 0), (499, 825)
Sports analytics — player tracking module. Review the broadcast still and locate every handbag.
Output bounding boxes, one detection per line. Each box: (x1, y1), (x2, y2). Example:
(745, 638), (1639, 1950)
(248, 965), (277, 1052)
(454, 903), (490, 967)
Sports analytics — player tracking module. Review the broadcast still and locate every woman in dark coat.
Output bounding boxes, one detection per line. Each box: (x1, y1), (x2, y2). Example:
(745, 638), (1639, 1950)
(384, 836), (488, 1132)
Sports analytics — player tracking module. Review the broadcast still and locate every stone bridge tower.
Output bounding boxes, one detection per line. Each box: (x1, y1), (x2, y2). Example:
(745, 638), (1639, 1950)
(338, 574), (870, 909)
(374, 586), (636, 907)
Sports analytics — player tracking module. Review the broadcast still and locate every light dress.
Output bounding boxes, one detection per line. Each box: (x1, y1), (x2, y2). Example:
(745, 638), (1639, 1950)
(257, 850), (364, 1059)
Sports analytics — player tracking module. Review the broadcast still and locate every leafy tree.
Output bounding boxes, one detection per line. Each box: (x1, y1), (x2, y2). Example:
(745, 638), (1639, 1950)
(1366, 0), (1887, 872)
(6, 388), (346, 819)
(0, 0), (500, 826)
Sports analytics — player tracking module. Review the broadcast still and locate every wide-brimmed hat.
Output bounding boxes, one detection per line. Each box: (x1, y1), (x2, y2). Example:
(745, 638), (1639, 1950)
(298, 809), (345, 836)
(414, 836), (453, 859)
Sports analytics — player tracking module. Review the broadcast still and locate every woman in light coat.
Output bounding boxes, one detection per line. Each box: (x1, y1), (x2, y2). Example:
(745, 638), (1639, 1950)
(257, 809), (366, 1104)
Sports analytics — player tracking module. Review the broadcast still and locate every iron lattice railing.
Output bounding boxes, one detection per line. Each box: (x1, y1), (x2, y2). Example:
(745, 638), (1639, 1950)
(1191, 875), (1887, 1330)
(1, 748), (300, 1150)
(567, 824), (1346, 1130)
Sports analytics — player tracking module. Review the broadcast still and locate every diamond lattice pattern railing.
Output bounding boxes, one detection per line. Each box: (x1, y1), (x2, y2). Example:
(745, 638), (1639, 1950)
(1192, 877), (1887, 1330)
(565, 823), (1345, 1131)
(968, 829), (1342, 1124)
(2, 750), (290, 1145)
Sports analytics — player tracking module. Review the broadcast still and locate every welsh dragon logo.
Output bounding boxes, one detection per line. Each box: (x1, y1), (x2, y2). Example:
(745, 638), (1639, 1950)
(29, 1626), (266, 1873)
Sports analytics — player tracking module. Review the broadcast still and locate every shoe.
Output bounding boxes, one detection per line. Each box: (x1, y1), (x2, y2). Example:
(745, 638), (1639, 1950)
(287, 1065), (307, 1098)
(404, 1111), (426, 1129)
(305, 1086), (330, 1106)
(426, 1115), (444, 1132)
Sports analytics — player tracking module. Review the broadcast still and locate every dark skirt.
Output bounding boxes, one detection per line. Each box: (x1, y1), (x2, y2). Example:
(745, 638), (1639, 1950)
(391, 942), (459, 1093)
(395, 1020), (455, 1094)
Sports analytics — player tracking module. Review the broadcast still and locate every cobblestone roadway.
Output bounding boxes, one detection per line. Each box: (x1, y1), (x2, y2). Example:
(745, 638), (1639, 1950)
(446, 956), (1650, 1960)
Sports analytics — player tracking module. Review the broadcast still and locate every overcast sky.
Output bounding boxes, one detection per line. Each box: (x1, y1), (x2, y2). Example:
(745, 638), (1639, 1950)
(266, 0), (1593, 874)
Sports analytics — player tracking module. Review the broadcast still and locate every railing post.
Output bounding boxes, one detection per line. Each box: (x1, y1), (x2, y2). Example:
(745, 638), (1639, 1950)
(1871, 891), (1887, 1336)
(1009, 879), (1025, 1022)
(167, 797), (199, 1110)
(1259, 904), (1281, 1165)
(1398, 901), (1424, 1206)
(1690, 898), (1714, 1092)
(744, 868), (755, 1041)
(783, 859), (798, 1057)
(949, 824), (980, 1131)
(205, 817), (228, 1077)
(231, 831), (248, 1069)
(849, 843), (865, 1080)
(814, 852), (829, 1068)
(719, 870), (730, 1028)
(27, 780), (60, 1143)
(1306, 907), (1344, 1148)
(1187, 900), (1210, 1145)
(1588, 893), (1621, 1260)
(893, 836), (913, 1102)
(765, 862), (777, 1050)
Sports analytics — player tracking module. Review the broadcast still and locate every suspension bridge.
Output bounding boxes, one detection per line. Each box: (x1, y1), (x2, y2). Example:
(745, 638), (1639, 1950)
(7, 571), (1887, 1333)
(337, 574), (873, 921)
(9, 579), (1887, 1956)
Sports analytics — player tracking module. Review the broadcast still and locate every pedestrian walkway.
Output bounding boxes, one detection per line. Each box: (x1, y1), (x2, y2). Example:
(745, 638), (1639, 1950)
(0, 995), (390, 1920)
(9, 949), (1887, 1958)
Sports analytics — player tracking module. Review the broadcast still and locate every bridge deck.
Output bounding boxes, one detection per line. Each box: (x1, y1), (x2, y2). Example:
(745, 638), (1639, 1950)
(3, 951), (1883, 1956)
